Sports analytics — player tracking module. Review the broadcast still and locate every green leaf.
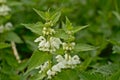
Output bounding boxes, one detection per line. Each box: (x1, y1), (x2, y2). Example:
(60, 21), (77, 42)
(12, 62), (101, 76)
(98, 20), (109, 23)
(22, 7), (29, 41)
(3, 31), (23, 43)
(72, 25), (89, 33)
(55, 29), (69, 40)
(65, 17), (73, 30)
(113, 11), (120, 22)
(108, 69), (120, 80)
(75, 43), (96, 52)
(53, 69), (79, 80)
(0, 42), (11, 49)
(23, 22), (43, 35)
(79, 57), (92, 71)
(79, 72), (106, 80)
(25, 50), (52, 74)
(112, 45), (120, 54)
(51, 11), (61, 25)
(33, 9), (46, 20)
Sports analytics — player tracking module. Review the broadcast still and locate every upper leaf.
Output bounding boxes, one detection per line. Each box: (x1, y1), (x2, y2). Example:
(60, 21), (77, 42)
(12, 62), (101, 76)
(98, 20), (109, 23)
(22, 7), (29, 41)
(23, 22), (43, 35)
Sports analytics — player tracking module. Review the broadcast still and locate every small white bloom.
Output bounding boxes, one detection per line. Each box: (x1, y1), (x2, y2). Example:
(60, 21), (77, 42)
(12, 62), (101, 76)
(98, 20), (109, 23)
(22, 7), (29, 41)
(57, 62), (66, 69)
(35, 61), (49, 74)
(72, 55), (80, 64)
(56, 55), (64, 62)
(4, 22), (13, 30)
(52, 64), (61, 72)
(34, 36), (45, 42)
(0, 5), (11, 16)
(50, 37), (62, 49)
(38, 40), (46, 48)
(47, 69), (56, 76)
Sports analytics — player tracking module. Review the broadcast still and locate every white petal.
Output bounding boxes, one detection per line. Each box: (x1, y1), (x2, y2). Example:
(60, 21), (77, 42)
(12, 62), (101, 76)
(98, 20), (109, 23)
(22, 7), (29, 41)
(52, 65), (61, 72)
(34, 36), (45, 42)
(56, 55), (64, 62)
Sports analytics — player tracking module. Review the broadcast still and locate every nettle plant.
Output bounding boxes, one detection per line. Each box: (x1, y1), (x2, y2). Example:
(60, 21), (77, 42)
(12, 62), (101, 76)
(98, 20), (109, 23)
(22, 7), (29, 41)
(23, 9), (94, 80)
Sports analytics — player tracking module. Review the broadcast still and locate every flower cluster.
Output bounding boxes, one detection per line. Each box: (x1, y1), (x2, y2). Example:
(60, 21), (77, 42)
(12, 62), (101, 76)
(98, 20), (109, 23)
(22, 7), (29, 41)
(62, 42), (75, 51)
(0, 0), (11, 16)
(42, 27), (55, 36)
(0, 22), (13, 33)
(34, 32), (62, 53)
(46, 54), (80, 79)
(35, 61), (49, 74)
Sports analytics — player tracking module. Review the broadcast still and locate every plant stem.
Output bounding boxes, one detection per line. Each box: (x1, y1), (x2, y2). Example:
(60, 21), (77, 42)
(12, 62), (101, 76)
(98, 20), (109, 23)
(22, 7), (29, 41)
(11, 41), (21, 63)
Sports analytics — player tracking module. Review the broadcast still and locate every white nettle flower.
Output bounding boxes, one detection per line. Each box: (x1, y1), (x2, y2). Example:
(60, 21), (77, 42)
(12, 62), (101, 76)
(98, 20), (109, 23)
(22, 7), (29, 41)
(52, 64), (61, 72)
(46, 54), (80, 79)
(50, 37), (62, 50)
(34, 36), (62, 53)
(0, 5), (11, 16)
(56, 55), (64, 62)
(5, 22), (13, 30)
(35, 61), (49, 73)
(56, 54), (80, 68)
(47, 69), (56, 79)
(0, 22), (13, 33)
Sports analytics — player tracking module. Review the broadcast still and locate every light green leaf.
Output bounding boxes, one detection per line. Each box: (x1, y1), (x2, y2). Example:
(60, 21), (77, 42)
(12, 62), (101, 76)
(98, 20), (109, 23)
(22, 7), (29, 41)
(113, 11), (120, 22)
(23, 22), (43, 35)
(72, 25), (89, 33)
(75, 43), (96, 52)
(0, 42), (11, 49)
(55, 29), (69, 40)
(51, 11), (61, 25)
(33, 9), (46, 20)
(65, 17), (73, 30)
(3, 31), (23, 43)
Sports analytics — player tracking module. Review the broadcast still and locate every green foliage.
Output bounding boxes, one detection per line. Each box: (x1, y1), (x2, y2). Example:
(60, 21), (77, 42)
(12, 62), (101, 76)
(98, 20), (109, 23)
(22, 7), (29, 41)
(0, 0), (120, 80)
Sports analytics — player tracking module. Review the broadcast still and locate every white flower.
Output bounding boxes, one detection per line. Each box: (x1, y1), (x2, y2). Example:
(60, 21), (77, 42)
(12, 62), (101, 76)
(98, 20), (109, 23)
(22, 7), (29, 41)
(35, 61), (49, 74)
(57, 62), (66, 69)
(52, 64), (61, 72)
(34, 36), (62, 53)
(56, 55), (64, 62)
(47, 69), (56, 79)
(72, 55), (80, 65)
(0, 5), (11, 16)
(4, 22), (13, 30)
(34, 36), (45, 42)
(50, 37), (62, 49)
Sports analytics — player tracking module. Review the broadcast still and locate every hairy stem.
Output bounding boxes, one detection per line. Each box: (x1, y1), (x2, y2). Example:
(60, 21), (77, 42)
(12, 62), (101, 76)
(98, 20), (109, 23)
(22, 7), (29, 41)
(11, 41), (21, 63)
